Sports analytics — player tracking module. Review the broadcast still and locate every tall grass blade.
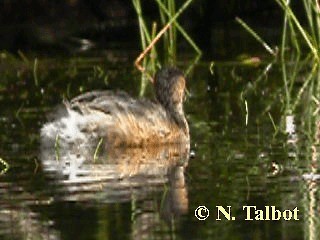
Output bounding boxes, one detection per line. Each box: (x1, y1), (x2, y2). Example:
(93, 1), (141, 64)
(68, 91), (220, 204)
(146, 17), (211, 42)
(236, 17), (277, 56)
(132, 0), (152, 50)
(292, 63), (318, 111)
(34, 58), (39, 86)
(134, 0), (195, 73)
(155, 0), (202, 54)
(275, 0), (319, 60)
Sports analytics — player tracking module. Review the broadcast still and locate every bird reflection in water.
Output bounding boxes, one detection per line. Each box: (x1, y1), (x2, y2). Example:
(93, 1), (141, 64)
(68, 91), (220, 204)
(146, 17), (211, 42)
(40, 140), (189, 238)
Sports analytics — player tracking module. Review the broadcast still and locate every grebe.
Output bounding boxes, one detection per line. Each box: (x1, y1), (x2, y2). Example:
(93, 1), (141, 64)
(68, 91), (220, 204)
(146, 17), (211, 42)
(41, 67), (189, 148)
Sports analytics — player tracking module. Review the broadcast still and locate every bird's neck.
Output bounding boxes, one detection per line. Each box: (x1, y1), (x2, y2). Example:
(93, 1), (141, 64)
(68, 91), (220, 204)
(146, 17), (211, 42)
(168, 103), (189, 137)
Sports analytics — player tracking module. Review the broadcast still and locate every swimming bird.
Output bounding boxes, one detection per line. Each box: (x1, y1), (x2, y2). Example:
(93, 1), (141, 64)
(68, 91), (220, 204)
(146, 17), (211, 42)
(41, 67), (189, 148)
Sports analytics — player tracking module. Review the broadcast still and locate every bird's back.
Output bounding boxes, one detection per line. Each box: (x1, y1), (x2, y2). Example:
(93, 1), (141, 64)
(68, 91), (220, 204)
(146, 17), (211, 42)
(41, 90), (188, 148)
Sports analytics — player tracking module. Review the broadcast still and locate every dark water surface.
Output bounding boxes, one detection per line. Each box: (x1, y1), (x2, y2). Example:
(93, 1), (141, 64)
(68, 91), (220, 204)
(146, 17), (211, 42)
(0, 51), (318, 240)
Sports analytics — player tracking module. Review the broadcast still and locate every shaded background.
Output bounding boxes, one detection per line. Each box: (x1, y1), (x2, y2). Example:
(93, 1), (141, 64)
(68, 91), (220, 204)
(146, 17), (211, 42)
(0, 0), (303, 58)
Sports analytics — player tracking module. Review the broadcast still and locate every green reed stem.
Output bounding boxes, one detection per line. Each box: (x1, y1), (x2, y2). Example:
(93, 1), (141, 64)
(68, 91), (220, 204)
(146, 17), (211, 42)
(155, 0), (201, 54)
(268, 112), (278, 133)
(292, 63), (318, 111)
(302, 0), (320, 48)
(165, 0), (196, 57)
(139, 23), (158, 96)
(93, 138), (103, 162)
(288, 18), (301, 55)
(151, 22), (158, 71)
(281, 57), (291, 113)
(132, 0), (151, 49)
(134, 0), (195, 73)
(185, 53), (201, 77)
(316, 3), (320, 49)
(302, 0), (315, 40)
(236, 17), (277, 56)
(34, 58), (39, 87)
(159, 0), (195, 42)
(242, 62), (274, 97)
(159, 0), (170, 56)
(281, 1), (300, 55)
(168, 0), (176, 59)
(281, 0), (288, 60)
(15, 102), (24, 120)
(17, 50), (29, 64)
(275, 0), (319, 60)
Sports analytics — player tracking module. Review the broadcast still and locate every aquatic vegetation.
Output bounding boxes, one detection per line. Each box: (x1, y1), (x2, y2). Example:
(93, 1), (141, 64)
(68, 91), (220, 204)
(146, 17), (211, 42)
(155, 0), (201, 55)
(236, 17), (277, 57)
(0, 51), (118, 104)
(132, 0), (201, 74)
(93, 138), (104, 162)
(0, 157), (9, 175)
(276, 0), (320, 60)
(275, 0), (320, 116)
(275, 0), (320, 125)
(33, 58), (39, 87)
(237, 0), (320, 60)
(237, 0), (320, 139)
(132, 0), (201, 98)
